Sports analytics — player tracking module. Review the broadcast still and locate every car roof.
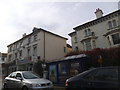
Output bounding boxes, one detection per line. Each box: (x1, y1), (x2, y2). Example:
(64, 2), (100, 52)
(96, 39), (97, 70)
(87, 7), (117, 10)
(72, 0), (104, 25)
(95, 66), (120, 69)
(12, 71), (33, 73)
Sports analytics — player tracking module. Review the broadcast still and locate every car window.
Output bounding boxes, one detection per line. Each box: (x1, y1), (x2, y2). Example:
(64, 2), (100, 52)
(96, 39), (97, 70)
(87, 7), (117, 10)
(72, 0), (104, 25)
(93, 68), (118, 81)
(9, 72), (16, 78)
(83, 69), (97, 80)
(16, 73), (22, 78)
(22, 72), (40, 79)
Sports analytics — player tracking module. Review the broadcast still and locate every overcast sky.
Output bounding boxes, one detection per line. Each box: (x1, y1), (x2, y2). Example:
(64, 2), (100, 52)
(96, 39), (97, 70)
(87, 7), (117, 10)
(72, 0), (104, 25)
(0, 0), (119, 53)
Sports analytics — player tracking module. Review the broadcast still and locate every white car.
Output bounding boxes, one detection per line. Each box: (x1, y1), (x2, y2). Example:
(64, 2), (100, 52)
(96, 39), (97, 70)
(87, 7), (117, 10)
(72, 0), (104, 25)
(3, 71), (53, 90)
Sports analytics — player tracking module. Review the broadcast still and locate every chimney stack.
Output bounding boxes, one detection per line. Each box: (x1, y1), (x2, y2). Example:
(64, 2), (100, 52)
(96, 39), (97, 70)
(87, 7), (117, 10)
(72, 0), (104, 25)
(95, 8), (103, 18)
(22, 33), (26, 37)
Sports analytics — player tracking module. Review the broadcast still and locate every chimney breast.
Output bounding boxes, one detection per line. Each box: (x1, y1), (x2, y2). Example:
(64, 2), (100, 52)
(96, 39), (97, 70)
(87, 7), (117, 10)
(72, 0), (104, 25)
(95, 8), (103, 18)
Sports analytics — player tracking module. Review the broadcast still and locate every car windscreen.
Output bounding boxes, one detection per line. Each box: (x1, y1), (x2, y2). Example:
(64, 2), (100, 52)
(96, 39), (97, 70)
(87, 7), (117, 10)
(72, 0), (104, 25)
(22, 72), (41, 79)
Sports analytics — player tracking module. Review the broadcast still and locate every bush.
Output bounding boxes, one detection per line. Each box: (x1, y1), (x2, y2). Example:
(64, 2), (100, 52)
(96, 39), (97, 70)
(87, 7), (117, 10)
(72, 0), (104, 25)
(66, 46), (120, 67)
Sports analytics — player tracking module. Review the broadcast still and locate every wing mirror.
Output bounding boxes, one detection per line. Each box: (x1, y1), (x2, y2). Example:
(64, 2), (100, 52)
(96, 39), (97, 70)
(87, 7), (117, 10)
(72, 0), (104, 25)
(16, 77), (23, 81)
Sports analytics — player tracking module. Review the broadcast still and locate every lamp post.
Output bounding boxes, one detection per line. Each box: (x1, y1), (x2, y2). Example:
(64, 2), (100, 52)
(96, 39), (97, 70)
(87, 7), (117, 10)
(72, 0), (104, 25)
(42, 63), (47, 78)
(98, 55), (103, 67)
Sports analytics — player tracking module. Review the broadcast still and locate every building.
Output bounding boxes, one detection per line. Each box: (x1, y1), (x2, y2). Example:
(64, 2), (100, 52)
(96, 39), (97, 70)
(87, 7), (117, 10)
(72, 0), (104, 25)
(6, 27), (68, 73)
(66, 44), (72, 53)
(47, 54), (91, 85)
(69, 9), (120, 51)
(0, 52), (7, 64)
(0, 52), (7, 83)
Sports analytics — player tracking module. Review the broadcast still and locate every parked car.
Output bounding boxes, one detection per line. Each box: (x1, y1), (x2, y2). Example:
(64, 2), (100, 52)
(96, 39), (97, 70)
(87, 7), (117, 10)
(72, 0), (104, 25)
(3, 71), (53, 90)
(65, 66), (120, 90)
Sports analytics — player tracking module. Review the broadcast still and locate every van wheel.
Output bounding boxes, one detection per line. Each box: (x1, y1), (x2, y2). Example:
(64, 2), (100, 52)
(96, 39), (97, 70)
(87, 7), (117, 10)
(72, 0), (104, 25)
(22, 86), (28, 90)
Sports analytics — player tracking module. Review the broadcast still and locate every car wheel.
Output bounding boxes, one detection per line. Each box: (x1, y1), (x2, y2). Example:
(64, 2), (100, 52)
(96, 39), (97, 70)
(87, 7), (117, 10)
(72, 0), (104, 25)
(3, 84), (8, 90)
(22, 86), (28, 90)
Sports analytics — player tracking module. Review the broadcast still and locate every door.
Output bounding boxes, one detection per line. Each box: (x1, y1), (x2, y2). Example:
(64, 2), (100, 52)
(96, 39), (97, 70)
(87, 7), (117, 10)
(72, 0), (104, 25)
(91, 68), (118, 89)
(6, 72), (17, 88)
(14, 73), (23, 89)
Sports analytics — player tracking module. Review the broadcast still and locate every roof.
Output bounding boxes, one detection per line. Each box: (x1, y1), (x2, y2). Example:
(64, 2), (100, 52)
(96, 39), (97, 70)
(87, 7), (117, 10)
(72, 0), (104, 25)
(47, 54), (87, 63)
(67, 44), (72, 48)
(7, 27), (68, 47)
(73, 9), (120, 31)
(68, 31), (76, 36)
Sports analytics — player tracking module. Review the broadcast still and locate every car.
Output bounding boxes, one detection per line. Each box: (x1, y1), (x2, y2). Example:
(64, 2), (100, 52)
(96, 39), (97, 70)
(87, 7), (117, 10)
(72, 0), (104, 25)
(3, 71), (53, 90)
(65, 66), (120, 90)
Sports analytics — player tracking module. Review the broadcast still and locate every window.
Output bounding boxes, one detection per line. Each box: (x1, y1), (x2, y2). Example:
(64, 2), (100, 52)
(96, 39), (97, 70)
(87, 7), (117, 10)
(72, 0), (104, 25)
(107, 36), (112, 46)
(27, 47), (31, 57)
(85, 30), (87, 36)
(111, 33), (120, 45)
(28, 37), (31, 44)
(34, 34), (37, 41)
(20, 41), (23, 47)
(15, 53), (17, 59)
(9, 73), (16, 78)
(9, 46), (12, 52)
(108, 21), (112, 29)
(19, 50), (22, 58)
(83, 70), (97, 80)
(75, 47), (78, 51)
(64, 47), (66, 53)
(84, 29), (92, 36)
(70, 63), (80, 76)
(113, 20), (117, 27)
(85, 39), (92, 50)
(2, 57), (5, 61)
(88, 29), (91, 36)
(58, 63), (67, 75)
(93, 68), (118, 81)
(16, 73), (22, 78)
(33, 45), (37, 56)
(8, 54), (12, 61)
(74, 37), (77, 43)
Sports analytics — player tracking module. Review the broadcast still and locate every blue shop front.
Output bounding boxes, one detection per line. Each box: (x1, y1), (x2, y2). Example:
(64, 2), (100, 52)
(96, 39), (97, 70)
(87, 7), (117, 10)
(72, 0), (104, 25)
(47, 54), (91, 86)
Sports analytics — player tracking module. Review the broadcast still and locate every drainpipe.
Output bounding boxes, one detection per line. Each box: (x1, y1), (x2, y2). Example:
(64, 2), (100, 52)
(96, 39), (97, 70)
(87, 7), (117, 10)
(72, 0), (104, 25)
(43, 31), (47, 78)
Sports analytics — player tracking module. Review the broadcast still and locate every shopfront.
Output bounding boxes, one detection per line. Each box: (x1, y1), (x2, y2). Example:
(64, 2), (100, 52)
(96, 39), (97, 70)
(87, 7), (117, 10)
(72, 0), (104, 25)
(47, 54), (91, 85)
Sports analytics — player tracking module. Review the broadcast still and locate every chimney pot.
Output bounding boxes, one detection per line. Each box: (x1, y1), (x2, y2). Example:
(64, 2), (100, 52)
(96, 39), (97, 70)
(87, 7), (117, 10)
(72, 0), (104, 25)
(95, 8), (103, 18)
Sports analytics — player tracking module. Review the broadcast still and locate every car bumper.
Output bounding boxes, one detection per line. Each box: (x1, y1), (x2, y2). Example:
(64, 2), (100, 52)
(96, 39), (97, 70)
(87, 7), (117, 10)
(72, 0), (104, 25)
(30, 86), (53, 90)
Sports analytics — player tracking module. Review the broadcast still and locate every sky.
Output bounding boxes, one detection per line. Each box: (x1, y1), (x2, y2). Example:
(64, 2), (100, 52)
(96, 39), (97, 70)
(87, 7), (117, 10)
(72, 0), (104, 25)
(0, 0), (119, 53)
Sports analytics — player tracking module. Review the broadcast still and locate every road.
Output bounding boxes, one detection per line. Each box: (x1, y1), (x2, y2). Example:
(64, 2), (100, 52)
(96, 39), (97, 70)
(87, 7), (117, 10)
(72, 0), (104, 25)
(53, 85), (66, 90)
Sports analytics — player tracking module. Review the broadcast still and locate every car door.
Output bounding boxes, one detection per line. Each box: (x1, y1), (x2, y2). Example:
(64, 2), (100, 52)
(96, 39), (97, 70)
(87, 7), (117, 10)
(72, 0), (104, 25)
(81, 67), (119, 89)
(91, 68), (119, 89)
(6, 72), (17, 88)
(80, 69), (98, 89)
(14, 73), (23, 89)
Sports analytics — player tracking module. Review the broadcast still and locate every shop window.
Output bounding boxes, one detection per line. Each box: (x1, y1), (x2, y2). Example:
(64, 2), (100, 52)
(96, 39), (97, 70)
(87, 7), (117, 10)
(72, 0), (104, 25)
(70, 62), (80, 76)
(58, 63), (67, 75)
